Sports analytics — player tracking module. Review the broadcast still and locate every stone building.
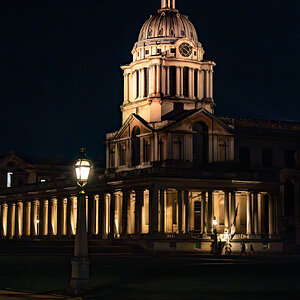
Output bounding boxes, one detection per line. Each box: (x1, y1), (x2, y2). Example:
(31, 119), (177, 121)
(0, 0), (299, 253)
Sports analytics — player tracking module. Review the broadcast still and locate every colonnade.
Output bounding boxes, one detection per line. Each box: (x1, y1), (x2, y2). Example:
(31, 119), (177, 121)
(124, 65), (213, 102)
(0, 188), (276, 240)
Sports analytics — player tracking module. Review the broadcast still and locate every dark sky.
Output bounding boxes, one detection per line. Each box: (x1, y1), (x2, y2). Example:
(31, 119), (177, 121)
(0, 0), (299, 163)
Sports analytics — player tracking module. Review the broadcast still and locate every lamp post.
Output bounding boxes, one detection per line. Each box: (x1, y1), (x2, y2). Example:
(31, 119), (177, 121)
(71, 148), (91, 293)
(213, 217), (218, 255)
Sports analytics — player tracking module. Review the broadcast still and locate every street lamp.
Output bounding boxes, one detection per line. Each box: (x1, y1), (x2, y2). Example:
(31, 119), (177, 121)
(71, 148), (91, 293)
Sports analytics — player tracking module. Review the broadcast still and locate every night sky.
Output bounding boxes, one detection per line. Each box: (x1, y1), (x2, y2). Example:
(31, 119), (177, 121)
(0, 0), (298, 163)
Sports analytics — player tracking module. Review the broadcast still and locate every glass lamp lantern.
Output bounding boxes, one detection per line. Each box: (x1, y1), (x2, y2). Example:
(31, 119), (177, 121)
(75, 148), (91, 187)
(213, 217), (218, 227)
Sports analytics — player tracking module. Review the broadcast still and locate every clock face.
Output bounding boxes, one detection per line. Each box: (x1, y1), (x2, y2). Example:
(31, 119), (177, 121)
(179, 43), (192, 57)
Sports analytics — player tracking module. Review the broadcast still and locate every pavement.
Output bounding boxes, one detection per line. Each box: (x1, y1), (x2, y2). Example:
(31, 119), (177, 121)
(0, 290), (80, 300)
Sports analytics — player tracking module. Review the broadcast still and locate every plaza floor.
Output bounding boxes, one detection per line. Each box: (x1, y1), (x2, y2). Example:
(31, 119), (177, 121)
(0, 254), (299, 299)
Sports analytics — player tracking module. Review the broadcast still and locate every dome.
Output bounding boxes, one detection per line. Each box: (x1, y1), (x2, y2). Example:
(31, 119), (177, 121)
(138, 9), (198, 44)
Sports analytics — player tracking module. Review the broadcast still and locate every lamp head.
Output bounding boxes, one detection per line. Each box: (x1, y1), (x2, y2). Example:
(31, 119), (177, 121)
(75, 148), (91, 187)
(213, 217), (218, 227)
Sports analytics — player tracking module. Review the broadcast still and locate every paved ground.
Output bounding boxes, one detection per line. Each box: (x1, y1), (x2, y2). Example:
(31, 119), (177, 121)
(0, 254), (299, 299)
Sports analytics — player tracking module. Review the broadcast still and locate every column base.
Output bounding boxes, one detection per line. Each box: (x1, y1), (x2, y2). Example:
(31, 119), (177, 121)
(71, 257), (89, 292)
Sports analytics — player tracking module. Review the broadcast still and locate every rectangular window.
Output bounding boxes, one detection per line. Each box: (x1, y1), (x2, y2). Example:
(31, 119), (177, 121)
(169, 66), (176, 96)
(194, 69), (198, 98)
(239, 147), (250, 165)
(157, 49), (161, 54)
(7, 172), (13, 188)
(170, 48), (176, 54)
(144, 68), (149, 97)
(183, 67), (189, 97)
(285, 150), (295, 168)
(262, 149), (273, 167)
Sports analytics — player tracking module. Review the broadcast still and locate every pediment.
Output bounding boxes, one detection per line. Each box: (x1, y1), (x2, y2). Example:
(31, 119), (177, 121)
(112, 114), (154, 140)
(162, 109), (233, 134)
(0, 154), (35, 171)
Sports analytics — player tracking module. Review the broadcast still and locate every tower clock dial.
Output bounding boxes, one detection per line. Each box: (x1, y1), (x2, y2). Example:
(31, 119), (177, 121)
(179, 42), (192, 57)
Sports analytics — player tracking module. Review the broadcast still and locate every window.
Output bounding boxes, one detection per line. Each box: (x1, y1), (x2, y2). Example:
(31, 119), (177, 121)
(145, 50), (149, 55)
(219, 140), (228, 162)
(193, 122), (209, 165)
(143, 140), (150, 163)
(262, 149), (273, 167)
(169, 66), (176, 96)
(110, 146), (115, 168)
(144, 68), (149, 97)
(284, 180), (295, 217)
(120, 144), (126, 166)
(157, 49), (161, 54)
(194, 69), (198, 98)
(173, 137), (183, 160)
(285, 151), (295, 168)
(183, 67), (189, 97)
(40, 179), (47, 183)
(132, 126), (141, 166)
(7, 172), (13, 188)
(170, 48), (176, 54)
(159, 139), (165, 161)
(136, 70), (140, 98)
(239, 147), (250, 165)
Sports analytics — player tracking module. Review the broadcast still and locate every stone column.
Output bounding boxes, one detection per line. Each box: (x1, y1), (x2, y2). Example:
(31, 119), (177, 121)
(121, 190), (130, 238)
(166, 66), (170, 96)
(189, 68), (194, 98)
(177, 190), (183, 234)
(2, 203), (8, 238)
(253, 192), (259, 234)
(135, 190), (143, 235)
(207, 191), (213, 233)
(184, 190), (190, 234)
(124, 73), (128, 102)
(205, 70), (210, 98)
(224, 192), (230, 229)
(132, 70), (137, 99)
(209, 70), (213, 98)
(247, 193), (253, 235)
(201, 192), (207, 234)
(140, 68), (145, 98)
(0, 203), (3, 238)
(156, 65), (161, 95)
(199, 70), (204, 99)
(159, 189), (165, 233)
(22, 202), (27, 237)
(8, 202), (15, 239)
(149, 188), (159, 234)
(176, 67), (180, 97)
(197, 69), (201, 99)
(269, 194), (274, 236)
(161, 66), (166, 96)
(230, 192), (236, 225)
(109, 192), (115, 239)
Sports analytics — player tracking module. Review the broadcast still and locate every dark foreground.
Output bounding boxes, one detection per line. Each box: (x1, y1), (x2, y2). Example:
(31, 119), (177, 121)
(0, 254), (299, 299)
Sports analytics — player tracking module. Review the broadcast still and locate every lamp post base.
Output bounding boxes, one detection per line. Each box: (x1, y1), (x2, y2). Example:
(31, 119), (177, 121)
(71, 257), (89, 293)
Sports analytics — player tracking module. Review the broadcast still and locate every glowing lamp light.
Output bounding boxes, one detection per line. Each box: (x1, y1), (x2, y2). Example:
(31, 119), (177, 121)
(75, 148), (91, 187)
(213, 217), (218, 227)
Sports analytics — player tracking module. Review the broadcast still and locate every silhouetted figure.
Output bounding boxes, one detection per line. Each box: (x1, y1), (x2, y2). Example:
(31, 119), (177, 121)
(240, 242), (246, 256)
(250, 244), (255, 255)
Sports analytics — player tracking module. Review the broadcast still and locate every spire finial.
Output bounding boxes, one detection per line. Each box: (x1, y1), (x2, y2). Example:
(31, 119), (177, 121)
(161, 0), (176, 10)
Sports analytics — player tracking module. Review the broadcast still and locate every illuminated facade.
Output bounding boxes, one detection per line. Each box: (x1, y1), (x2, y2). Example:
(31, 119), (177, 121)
(0, 1), (299, 253)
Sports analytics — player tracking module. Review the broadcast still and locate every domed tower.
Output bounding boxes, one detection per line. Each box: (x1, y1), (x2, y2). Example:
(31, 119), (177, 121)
(121, 0), (216, 124)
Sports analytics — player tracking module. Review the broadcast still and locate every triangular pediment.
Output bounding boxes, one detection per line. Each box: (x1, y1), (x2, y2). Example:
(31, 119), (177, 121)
(112, 114), (155, 140)
(0, 153), (36, 171)
(161, 109), (233, 134)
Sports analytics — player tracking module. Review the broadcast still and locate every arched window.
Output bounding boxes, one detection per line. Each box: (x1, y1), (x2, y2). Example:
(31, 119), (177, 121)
(284, 180), (295, 217)
(132, 126), (141, 166)
(193, 122), (208, 165)
(143, 139), (150, 163)
(120, 144), (126, 166)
